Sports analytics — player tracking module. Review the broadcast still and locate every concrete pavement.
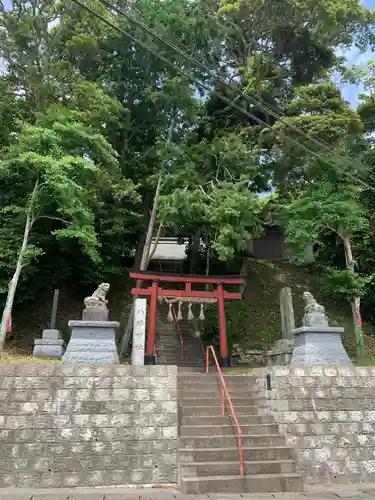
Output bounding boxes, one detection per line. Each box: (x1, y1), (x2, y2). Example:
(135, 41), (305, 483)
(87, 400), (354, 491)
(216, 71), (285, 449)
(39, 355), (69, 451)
(2, 484), (375, 500)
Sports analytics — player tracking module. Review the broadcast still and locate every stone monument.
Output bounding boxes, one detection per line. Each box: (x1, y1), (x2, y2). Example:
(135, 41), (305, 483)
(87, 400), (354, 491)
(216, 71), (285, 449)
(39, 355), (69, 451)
(62, 283), (119, 364)
(280, 287), (295, 340)
(33, 329), (65, 359)
(33, 289), (65, 359)
(291, 291), (352, 365)
(131, 298), (147, 365)
(264, 287), (295, 366)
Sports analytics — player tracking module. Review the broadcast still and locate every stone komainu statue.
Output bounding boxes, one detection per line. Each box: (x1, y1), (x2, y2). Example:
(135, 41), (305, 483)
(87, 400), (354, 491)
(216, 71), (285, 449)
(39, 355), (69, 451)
(84, 283), (110, 309)
(302, 291), (328, 327)
(302, 291), (325, 315)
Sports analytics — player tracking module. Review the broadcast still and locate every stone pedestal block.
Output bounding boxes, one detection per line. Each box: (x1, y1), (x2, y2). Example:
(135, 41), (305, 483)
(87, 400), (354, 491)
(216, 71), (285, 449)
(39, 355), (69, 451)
(82, 306), (109, 321)
(291, 326), (352, 365)
(265, 338), (294, 366)
(62, 320), (120, 364)
(33, 329), (65, 359)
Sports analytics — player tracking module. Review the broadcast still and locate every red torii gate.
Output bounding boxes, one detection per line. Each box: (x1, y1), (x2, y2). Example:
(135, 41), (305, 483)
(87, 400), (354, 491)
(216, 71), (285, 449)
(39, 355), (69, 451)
(130, 271), (244, 367)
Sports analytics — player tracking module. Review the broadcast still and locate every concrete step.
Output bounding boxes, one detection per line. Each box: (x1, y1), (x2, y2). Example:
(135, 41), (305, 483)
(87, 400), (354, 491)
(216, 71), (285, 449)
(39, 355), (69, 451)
(179, 446), (293, 462)
(178, 398), (268, 409)
(178, 381), (266, 398)
(178, 434), (286, 449)
(179, 384), (261, 392)
(178, 392), (269, 400)
(179, 424), (279, 436)
(178, 373), (255, 379)
(159, 362), (204, 368)
(159, 362), (205, 368)
(178, 367), (206, 373)
(158, 345), (200, 350)
(159, 355), (205, 362)
(179, 472), (303, 494)
(178, 372), (259, 384)
(157, 346), (181, 351)
(180, 415), (275, 426)
(179, 459), (296, 477)
(180, 405), (270, 417)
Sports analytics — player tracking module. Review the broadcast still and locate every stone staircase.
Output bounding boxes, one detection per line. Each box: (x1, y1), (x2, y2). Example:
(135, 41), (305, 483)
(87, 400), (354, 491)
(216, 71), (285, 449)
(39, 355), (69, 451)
(177, 370), (303, 494)
(156, 308), (205, 368)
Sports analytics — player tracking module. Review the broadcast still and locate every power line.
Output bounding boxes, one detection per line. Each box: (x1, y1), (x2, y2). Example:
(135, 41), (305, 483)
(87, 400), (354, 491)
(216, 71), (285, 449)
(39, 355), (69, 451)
(70, 0), (375, 191)
(99, 0), (373, 182)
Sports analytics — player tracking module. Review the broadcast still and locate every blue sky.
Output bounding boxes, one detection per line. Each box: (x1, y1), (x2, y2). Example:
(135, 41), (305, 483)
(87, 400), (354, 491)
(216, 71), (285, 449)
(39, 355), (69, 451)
(340, 0), (375, 106)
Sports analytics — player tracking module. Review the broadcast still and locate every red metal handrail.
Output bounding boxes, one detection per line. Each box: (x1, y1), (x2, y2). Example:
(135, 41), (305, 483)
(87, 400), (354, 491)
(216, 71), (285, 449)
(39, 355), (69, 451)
(206, 345), (244, 476)
(172, 306), (184, 362)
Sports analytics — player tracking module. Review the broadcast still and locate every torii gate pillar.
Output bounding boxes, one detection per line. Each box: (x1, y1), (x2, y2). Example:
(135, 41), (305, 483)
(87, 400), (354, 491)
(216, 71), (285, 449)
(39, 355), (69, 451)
(217, 282), (230, 367)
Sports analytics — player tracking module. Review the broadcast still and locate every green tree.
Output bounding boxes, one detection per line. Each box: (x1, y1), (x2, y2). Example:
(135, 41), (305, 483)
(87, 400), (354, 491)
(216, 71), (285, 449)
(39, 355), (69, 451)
(0, 107), (137, 349)
(278, 145), (370, 357)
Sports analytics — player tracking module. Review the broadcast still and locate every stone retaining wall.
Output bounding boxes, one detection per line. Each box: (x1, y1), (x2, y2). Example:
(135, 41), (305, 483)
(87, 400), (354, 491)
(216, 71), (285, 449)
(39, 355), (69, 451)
(253, 366), (375, 485)
(0, 364), (178, 488)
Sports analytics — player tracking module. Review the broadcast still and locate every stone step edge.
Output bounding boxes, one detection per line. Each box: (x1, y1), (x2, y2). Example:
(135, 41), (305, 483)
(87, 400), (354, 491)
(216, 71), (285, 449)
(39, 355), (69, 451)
(179, 396), (266, 401)
(179, 434), (284, 439)
(179, 446), (292, 452)
(180, 459), (295, 466)
(180, 424), (277, 429)
(180, 423), (375, 428)
(178, 373), (255, 376)
(179, 405), (269, 408)
(180, 472), (302, 481)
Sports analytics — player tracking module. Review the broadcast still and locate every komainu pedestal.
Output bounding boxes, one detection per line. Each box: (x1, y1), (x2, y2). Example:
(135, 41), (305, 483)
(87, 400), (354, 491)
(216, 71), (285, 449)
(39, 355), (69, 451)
(62, 283), (119, 364)
(291, 291), (352, 366)
(62, 320), (119, 364)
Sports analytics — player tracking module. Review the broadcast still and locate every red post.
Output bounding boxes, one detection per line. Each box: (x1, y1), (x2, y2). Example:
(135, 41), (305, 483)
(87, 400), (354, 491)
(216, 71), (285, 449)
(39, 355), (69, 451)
(145, 280), (159, 365)
(217, 282), (230, 367)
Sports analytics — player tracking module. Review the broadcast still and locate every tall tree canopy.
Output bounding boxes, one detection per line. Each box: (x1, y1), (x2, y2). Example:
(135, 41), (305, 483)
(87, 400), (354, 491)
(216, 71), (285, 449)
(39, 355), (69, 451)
(1, 0), (375, 348)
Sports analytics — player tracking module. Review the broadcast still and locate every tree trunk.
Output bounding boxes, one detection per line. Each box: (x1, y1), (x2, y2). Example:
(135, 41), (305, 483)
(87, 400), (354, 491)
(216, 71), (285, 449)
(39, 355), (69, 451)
(120, 119), (174, 356)
(342, 235), (362, 359)
(0, 182), (37, 350)
(189, 227), (202, 274)
(146, 219), (164, 266)
(138, 175), (163, 282)
(133, 191), (152, 270)
(138, 116), (174, 281)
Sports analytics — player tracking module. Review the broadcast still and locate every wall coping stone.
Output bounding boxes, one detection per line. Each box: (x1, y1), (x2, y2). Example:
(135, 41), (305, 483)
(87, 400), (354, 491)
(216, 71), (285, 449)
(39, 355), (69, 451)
(68, 321), (120, 328)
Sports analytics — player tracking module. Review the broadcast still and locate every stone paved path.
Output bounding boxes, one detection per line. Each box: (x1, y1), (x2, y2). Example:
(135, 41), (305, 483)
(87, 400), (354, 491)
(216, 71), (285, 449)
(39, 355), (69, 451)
(2, 484), (375, 500)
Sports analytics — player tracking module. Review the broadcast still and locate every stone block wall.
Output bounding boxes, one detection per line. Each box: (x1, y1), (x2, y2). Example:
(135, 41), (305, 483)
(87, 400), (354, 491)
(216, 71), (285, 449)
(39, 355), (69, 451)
(0, 364), (178, 488)
(253, 366), (375, 485)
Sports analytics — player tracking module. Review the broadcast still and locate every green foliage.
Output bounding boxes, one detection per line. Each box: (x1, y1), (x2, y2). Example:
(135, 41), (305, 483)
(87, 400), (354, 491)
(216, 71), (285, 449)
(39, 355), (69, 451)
(321, 268), (372, 302)
(0, 107), (138, 294)
(2, 0), (375, 346)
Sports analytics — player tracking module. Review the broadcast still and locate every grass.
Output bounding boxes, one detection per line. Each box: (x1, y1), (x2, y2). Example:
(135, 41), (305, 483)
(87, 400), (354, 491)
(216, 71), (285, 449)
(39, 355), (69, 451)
(356, 355), (375, 366)
(225, 367), (254, 375)
(0, 350), (60, 364)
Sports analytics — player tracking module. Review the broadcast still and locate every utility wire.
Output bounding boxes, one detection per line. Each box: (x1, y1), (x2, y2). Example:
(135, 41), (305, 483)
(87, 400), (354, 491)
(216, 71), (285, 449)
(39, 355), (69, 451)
(70, 0), (375, 191)
(99, 0), (373, 182)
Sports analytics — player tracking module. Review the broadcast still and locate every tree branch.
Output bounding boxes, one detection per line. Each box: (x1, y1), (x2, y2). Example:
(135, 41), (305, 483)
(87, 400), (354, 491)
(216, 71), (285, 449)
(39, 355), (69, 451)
(198, 184), (214, 201)
(36, 215), (70, 224)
